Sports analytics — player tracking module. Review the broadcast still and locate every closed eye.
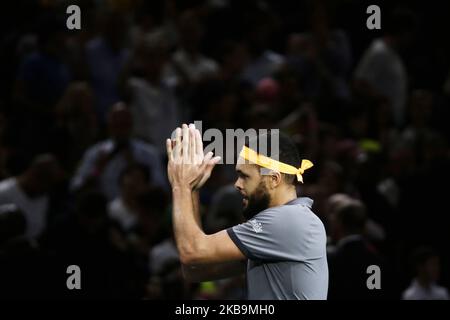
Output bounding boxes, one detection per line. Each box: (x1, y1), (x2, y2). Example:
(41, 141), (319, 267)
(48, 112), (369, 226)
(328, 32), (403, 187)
(236, 170), (249, 179)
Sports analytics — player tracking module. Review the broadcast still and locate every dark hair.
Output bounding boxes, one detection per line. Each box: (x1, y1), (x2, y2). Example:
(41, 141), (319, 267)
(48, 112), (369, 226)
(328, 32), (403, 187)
(410, 246), (438, 271)
(245, 130), (301, 185)
(335, 200), (367, 234)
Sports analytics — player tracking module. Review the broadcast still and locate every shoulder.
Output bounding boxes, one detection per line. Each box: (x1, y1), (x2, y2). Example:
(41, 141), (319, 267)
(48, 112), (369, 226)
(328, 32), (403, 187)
(401, 286), (417, 300)
(253, 201), (324, 236)
(128, 76), (146, 89)
(84, 140), (111, 157)
(0, 178), (16, 193)
(263, 50), (285, 64)
(434, 285), (450, 299)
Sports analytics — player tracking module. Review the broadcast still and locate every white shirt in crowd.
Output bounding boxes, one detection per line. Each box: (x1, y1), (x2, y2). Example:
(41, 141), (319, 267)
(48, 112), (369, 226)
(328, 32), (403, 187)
(0, 178), (48, 241)
(402, 279), (449, 300)
(172, 49), (219, 83)
(128, 77), (181, 155)
(71, 138), (166, 200)
(108, 197), (138, 233)
(355, 38), (407, 127)
(149, 238), (179, 275)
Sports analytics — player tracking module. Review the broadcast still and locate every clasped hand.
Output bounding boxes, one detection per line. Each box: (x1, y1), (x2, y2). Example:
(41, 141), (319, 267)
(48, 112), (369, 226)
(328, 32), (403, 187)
(166, 123), (221, 190)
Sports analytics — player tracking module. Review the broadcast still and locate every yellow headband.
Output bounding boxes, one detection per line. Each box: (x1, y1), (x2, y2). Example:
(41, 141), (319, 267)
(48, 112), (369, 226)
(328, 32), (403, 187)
(239, 146), (313, 183)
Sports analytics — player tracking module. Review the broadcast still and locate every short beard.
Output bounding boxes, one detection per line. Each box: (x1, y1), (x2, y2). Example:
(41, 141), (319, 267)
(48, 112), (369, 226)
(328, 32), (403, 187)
(242, 181), (271, 220)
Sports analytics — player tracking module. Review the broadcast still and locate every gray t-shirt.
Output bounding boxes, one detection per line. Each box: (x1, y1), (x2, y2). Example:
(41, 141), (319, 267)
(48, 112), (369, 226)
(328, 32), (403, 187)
(227, 197), (328, 300)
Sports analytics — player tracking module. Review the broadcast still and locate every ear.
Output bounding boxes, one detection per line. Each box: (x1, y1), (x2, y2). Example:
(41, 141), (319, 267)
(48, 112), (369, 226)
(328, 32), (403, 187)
(269, 171), (282, 189)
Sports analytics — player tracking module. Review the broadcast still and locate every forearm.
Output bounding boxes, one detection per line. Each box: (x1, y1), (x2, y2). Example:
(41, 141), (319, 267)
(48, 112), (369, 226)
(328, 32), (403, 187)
(172, 186), (206, 264)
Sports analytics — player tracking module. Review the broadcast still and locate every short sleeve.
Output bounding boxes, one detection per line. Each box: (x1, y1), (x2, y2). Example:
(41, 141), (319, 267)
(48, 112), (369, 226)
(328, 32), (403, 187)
(227, 208), (313, 262)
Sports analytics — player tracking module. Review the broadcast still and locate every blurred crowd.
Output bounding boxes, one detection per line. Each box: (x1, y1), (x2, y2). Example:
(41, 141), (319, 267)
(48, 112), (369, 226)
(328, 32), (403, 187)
(0, 0), (449, 299)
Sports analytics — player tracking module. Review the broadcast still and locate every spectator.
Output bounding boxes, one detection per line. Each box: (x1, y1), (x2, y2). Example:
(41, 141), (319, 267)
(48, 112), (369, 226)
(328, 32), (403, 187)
(53, 82), (98, 171)
(402, 247), (449, 300)
(85, 10), (130, 123)
(71, 102), (166, 200)
(0, 203), (58, 298)
(327, 198), (386, 299)
(44, 191), (146, 298)
(108, 164), (151, 234)
(240, 8), (284, 86)
(13, 14), (71, 112)
(354, 9), (417, 128)
(0, 154), (63, 242)
(125, 30), (182, 154)
(170, 10), (219, 87)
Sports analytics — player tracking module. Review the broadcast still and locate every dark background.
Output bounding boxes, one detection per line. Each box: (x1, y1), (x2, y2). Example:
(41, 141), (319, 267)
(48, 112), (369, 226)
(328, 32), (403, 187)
(0, 0), (449, 299)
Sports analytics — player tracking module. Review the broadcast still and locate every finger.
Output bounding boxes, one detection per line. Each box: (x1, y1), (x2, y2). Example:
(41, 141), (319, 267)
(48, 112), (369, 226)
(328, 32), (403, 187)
(166, 139), (173, 162)
(182, 124), (189, 163)
(190, 125), (197, 164)
(209, 156), (221, 169)
(189, 126), (196, 164)
(203, 151), (213, 165)
(206, 156), (221, 173)
(202, 155), (221, 183)
(173, 127), (182, 162)
(195, 129), (203, 159)
(198, 151), (212, 172)
(211, 156), (221, 164)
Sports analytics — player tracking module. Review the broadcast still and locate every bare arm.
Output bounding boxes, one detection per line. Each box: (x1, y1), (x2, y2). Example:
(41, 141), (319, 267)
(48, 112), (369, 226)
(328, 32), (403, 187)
(171, 186), (244, 265)
(167, 125), (245, 267)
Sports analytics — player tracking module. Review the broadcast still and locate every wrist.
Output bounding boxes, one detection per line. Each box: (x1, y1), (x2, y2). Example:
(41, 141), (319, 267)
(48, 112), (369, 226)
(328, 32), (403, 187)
(172, 184), (192, 194)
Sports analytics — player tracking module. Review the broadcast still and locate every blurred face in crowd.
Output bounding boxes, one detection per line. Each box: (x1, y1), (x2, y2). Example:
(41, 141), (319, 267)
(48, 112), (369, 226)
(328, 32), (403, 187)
(107, 102), (132, 143)
(328, 210), (342, 242)
(223, 43), (249, 75)
(26, 154), (64, 196)
(326, 194), (352, 241)
(419, 256), (441, 283)
(234, 162), (271, 220)
(178, 11), (203, 51)
(135, 35), (169, 82)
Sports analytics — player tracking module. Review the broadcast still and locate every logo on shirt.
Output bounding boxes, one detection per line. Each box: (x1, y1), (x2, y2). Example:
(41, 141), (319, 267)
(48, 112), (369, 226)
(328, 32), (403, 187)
(249, 219), (263, 233)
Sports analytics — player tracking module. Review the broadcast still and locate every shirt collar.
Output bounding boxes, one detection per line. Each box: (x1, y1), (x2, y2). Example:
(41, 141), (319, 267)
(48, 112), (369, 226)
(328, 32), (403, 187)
(285, 197), (314, 208)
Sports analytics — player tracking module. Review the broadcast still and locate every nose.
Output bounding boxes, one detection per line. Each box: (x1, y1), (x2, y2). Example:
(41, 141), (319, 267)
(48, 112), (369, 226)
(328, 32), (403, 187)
(234, 178), (243, 192)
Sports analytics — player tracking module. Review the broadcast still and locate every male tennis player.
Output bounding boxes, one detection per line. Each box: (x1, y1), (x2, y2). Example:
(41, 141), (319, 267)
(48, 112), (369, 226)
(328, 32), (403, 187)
(166, 124), (328, 300)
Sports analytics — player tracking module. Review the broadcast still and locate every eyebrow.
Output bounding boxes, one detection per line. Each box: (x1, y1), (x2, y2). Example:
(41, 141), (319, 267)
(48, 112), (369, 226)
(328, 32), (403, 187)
(236, 169), (249, 177)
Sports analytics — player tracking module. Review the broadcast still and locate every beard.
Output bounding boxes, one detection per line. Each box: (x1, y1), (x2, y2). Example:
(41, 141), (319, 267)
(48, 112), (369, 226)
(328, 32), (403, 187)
(242, 181), (271, 220)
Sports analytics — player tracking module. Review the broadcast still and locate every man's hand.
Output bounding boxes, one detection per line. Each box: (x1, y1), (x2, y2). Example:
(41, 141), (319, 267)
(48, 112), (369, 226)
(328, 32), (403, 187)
(166, 124), (220, 190)
(191, 124), (221, 190)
